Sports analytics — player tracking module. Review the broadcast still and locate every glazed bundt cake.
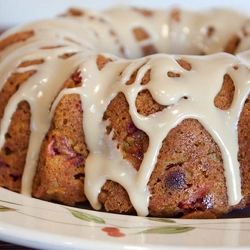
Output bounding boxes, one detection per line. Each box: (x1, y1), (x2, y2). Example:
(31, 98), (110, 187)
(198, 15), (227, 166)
(1, 6), (250, 219)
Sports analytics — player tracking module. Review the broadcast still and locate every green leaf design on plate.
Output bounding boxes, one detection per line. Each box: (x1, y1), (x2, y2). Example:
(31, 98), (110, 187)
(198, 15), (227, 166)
(147, 217), (175, 223)
(139, 226), (195, 235)
(67, 208), (105, 224)
(0, 199), (21, 206)
(0, 205), (15, 212)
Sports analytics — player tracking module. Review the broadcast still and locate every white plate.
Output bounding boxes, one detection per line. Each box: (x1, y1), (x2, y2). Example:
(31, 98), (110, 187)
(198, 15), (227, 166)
(1, 1), (250, 249)
(0, 187), (249, 250)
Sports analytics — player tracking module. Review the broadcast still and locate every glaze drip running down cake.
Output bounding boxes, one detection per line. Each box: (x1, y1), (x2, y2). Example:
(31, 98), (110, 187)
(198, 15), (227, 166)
(1, 6), (250, 218)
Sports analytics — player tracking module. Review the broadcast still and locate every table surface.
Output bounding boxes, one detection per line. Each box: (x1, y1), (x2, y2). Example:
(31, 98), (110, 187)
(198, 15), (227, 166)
(0, 241), (34, 249)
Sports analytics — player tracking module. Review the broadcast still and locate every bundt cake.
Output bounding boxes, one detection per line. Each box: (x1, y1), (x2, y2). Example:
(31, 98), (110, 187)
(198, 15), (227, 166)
(1, 6), (250, 219)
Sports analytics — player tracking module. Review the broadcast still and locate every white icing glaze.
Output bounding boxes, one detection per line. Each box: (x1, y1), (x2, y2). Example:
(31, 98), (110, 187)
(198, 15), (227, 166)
(0, 6), (250, 215)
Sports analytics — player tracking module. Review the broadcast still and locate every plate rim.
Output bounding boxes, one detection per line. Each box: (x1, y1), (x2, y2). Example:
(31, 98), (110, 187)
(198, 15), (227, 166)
(0, 187), (250, 250)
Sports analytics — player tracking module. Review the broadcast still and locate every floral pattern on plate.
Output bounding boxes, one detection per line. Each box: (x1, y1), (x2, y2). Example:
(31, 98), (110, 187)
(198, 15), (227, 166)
(0, 187), (249, 250)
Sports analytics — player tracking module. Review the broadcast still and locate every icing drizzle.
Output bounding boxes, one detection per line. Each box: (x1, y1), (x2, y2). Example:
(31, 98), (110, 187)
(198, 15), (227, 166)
(1, 6), (250, 215)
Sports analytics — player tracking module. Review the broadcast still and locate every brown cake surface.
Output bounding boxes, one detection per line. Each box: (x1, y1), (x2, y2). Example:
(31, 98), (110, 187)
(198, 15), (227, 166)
(1, 6), (250, 218)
